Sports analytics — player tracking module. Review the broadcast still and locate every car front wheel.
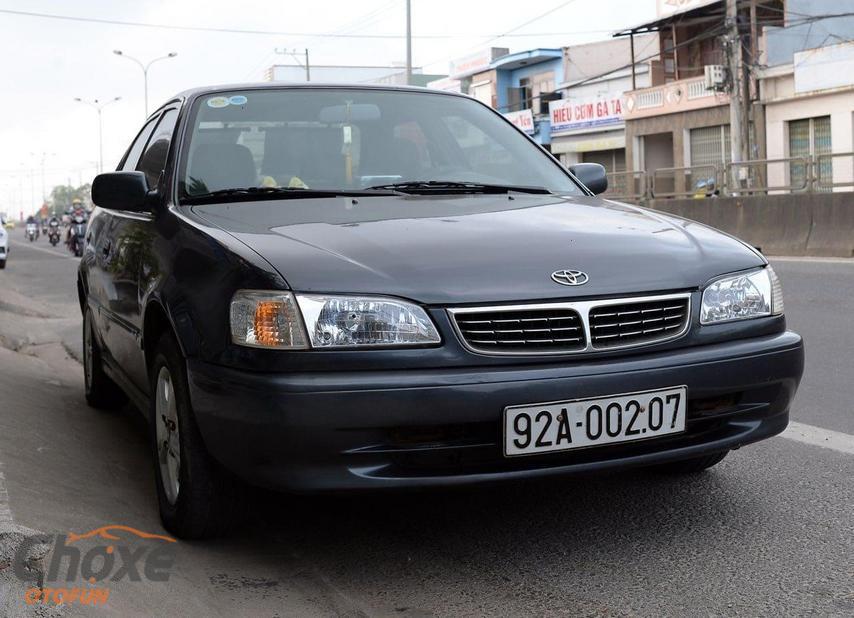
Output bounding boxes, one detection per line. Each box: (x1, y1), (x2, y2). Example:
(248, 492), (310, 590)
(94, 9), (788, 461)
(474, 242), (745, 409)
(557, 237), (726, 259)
(149, 333), (243, 539)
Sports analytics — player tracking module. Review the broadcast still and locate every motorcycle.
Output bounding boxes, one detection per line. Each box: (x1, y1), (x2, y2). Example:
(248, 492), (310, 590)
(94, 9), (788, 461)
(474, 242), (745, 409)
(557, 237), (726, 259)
(48, 221), (61, 247)
(26, 222), (38, 242)
(68, 214), (87, 257)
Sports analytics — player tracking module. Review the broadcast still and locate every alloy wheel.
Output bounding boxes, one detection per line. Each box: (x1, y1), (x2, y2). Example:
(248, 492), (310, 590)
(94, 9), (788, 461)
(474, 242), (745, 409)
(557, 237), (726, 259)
(155, 366), (181, 505)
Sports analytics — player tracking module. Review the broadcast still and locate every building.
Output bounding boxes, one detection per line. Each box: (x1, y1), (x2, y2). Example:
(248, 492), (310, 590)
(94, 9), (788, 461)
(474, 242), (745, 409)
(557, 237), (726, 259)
(265, 64), (444, 86)
(490, 48), (564, 147)
(614, 0), (785, 196)
(759, 0), (854, 192)
(549, 34), (659, 192)
(432, 47), (511, 101)
(431, 47), (560, 147)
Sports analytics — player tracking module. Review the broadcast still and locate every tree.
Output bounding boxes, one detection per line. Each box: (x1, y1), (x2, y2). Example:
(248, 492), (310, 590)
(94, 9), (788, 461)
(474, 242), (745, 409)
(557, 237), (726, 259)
(49, 183), (92, 216)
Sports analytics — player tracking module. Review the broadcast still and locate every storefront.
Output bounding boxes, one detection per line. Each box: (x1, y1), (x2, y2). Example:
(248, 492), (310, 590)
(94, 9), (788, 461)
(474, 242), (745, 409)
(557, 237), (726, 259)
(549, 93), (627, 171)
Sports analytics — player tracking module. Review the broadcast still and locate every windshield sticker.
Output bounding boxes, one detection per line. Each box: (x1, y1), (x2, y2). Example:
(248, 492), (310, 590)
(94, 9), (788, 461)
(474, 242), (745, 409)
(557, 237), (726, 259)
(206, 96), (230, 108)
(228, 95), (248, 106)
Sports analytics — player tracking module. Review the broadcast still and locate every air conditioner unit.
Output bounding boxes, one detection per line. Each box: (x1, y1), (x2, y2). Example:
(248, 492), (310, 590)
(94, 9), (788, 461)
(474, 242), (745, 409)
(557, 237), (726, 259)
(539, 91), (562, 115)
(704, 65), (727, 91)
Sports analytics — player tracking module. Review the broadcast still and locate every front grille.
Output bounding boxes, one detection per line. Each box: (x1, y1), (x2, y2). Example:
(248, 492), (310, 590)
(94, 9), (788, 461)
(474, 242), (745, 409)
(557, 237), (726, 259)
(589, 297), (690, 348)
(453, 307), (585, 353)
(450, 293), (691, 355)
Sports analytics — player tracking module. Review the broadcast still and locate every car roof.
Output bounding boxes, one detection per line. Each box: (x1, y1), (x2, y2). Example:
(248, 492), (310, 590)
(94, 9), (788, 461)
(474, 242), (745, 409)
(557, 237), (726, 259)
(162, 82), (468, 110)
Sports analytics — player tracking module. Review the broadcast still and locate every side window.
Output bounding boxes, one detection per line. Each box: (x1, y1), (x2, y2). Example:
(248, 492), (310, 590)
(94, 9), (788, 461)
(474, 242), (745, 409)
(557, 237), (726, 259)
(121, 116), (160, 171)
(137, 109), (179, 188)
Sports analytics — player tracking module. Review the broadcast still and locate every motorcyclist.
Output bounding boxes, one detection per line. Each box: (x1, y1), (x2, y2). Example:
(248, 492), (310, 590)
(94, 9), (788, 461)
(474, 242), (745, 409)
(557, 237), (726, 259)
(66, 202), (88, 256)
(47, 215), (62, 246)
(25, 215), (38, 240)
(65, 201), (87, 246)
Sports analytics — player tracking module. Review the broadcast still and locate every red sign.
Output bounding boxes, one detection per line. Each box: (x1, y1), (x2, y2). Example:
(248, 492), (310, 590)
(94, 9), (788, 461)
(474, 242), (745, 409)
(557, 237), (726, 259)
(503, 109), (535, 134)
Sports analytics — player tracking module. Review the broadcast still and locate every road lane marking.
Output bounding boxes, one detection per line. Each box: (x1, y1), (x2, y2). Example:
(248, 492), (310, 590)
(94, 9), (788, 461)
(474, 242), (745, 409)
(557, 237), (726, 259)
(9, 238), (78, 260)
(781, 421), (854, 455)
(769, 256), (854, 264)
(0, 464), (13, 527)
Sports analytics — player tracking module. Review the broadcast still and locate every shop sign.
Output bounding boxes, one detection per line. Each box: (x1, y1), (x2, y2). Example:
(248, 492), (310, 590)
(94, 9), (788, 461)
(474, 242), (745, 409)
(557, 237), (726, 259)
(504, 109), (535, 134)
(549, 95), (624, 134)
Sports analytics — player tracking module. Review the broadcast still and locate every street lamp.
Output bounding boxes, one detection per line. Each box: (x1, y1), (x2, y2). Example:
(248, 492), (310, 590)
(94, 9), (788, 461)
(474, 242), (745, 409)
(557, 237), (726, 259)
(73, 97), (121, 174)
(113, 50), (177, 118)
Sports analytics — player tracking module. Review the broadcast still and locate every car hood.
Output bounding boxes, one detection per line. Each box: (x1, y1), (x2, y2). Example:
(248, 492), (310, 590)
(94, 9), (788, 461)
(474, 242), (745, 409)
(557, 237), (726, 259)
(191, 194), (764, 304)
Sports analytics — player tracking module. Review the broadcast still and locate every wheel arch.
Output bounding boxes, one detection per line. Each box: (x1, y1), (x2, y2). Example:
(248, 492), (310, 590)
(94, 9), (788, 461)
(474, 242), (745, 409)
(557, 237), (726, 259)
(143, 300), (188, 371)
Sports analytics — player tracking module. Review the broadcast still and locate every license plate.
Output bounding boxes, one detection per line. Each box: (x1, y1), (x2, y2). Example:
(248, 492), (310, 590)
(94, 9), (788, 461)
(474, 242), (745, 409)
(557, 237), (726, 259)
(503, 386), (687, 457)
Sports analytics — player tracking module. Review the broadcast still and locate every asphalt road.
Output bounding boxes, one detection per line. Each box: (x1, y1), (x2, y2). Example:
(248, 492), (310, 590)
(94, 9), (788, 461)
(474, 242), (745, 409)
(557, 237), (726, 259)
(0, 235), (852, 616)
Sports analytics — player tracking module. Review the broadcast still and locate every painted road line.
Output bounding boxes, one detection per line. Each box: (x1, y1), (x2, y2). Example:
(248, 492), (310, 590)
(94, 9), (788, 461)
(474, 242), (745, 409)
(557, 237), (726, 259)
(10, 237), (77, 260)
(781, 421), (854, 456)
(769, 256), (854, 264)
(0, 465), (13, 527)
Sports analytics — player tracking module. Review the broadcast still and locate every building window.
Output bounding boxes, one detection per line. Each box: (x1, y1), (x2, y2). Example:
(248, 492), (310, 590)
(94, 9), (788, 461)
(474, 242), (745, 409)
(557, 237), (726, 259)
(689, 125), (731, 168)
(581, 149), (626, 174)
(582, 149), (627, 193)
(518, 77), (532, 111)
(471, 80), (494, 107)
(789, 116), (832, 191)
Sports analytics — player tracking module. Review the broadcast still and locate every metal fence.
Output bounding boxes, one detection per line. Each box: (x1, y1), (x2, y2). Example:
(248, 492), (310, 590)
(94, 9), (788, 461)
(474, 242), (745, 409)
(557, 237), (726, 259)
(605, 152), (854, 201)
(603, 170), (648, 203)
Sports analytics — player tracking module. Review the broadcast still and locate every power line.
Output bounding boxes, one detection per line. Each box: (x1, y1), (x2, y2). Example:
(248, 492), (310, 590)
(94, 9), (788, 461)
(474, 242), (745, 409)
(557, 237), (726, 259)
(0, 6), (613, 40)
(420, 0), (580, 71)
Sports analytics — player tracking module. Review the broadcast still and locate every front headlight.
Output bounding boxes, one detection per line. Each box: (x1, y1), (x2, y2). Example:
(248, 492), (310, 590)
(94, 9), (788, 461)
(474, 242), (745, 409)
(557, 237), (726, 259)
(229, 290), (440, 349)
(296, 294), (441, 348)
(700, 266), (784, 325)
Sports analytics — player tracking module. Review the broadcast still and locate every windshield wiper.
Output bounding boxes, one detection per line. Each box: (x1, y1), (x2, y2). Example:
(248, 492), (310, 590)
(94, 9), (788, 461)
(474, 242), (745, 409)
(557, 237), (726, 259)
(182, 186), (398, 204)
(363, 180), (552, 195)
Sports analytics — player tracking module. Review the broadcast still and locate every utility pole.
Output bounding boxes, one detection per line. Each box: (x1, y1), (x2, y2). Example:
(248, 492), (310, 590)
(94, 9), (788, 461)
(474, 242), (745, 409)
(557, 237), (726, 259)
(405, 0), (412, 85)
(725, 0), (750, 192)
(274, 48), (310, 81)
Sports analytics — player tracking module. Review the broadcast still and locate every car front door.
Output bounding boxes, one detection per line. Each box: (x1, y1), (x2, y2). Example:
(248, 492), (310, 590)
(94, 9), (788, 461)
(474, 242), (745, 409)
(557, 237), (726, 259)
(88, 114), (160, 373)
(103, 108), (179, 393)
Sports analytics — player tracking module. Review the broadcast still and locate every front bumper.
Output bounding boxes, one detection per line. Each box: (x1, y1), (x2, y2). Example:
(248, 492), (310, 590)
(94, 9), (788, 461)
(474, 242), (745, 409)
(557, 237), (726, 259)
(188, 331), (804, 491)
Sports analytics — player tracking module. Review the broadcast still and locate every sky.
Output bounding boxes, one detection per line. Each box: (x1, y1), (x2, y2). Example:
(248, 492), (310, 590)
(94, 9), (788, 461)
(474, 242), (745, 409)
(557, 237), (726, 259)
(0, 0), (657, 216)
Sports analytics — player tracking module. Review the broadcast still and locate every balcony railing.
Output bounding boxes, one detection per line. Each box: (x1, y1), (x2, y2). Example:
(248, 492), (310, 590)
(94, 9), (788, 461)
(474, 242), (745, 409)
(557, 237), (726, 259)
(624, 76), (729, 120)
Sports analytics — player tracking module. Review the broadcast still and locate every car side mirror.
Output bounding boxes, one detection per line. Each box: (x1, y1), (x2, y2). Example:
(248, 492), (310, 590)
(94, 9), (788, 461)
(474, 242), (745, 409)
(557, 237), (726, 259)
(568, 163), (608, 195)
(92, 171), (152, 212)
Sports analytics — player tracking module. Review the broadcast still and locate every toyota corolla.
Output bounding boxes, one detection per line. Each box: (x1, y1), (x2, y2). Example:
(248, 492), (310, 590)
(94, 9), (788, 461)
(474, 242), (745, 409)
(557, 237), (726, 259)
(80, 84), (804, 539)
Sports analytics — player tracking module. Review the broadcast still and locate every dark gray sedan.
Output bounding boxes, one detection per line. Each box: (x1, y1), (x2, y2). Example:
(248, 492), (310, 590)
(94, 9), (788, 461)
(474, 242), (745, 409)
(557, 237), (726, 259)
(81, 84), (804, 538)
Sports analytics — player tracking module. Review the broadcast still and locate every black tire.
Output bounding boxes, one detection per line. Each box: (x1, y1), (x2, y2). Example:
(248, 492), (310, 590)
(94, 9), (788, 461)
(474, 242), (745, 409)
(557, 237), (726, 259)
(651, 451), (729, 474)
(149, 333), (243, 539)
(0, 259), (5, 269)
(83, 308), (127, 409)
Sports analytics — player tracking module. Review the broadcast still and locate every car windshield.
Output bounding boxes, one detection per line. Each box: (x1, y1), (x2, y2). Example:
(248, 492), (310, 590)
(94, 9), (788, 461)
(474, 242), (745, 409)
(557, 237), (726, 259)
(178, 88), (583, 200)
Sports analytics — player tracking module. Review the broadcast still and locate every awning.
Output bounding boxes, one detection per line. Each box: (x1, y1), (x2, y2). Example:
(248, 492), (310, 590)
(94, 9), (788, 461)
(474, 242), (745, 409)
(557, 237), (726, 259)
(613, 0), (725, 36)
(550, 131), (626, 155)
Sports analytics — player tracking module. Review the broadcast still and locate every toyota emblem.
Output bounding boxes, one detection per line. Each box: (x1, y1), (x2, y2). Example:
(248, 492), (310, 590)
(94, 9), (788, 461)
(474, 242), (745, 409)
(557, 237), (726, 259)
(551, 270), (589, 286)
